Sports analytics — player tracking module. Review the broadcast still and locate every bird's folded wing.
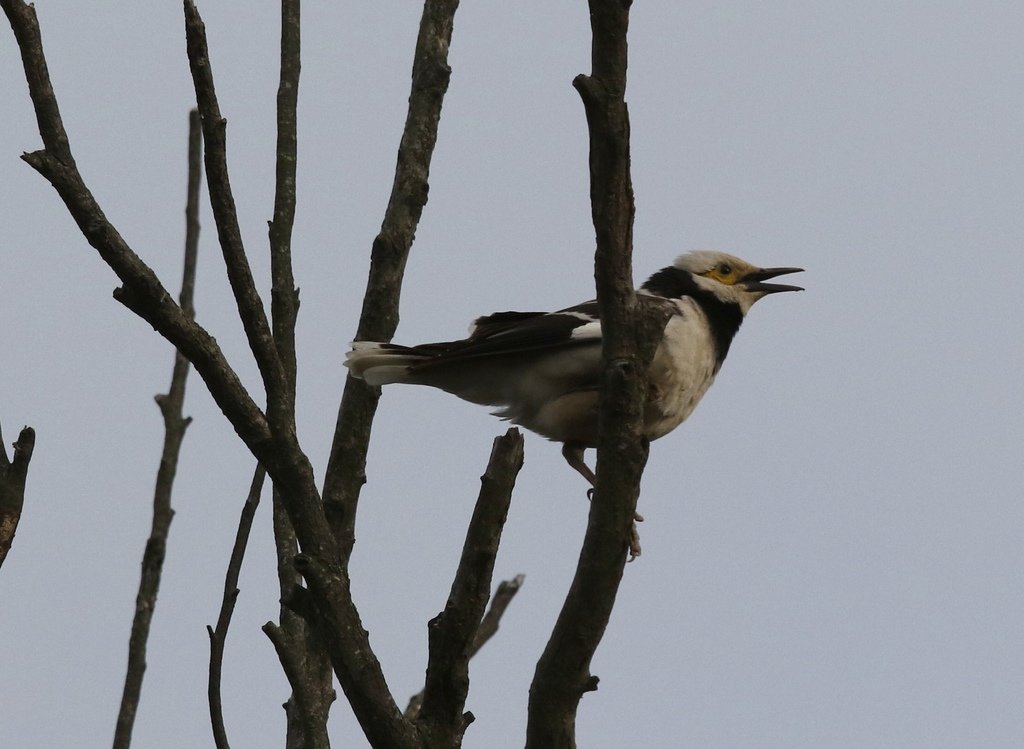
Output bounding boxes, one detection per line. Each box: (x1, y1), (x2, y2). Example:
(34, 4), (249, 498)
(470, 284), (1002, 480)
(409, 301), (603, 369)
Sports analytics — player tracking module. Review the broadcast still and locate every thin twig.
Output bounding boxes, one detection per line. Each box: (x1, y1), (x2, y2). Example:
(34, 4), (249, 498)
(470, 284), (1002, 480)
(112, 109), (202, 749)
(469, 574), (525, 657)
(322, 0), (462, 565)
(0, 422), (35, 570)
(207, 464), (266, 749)
(182, 0), (287, 415)
(416, 429), (524, 744)
(181, 109), (203, 317)
(526, 2), (670, 748)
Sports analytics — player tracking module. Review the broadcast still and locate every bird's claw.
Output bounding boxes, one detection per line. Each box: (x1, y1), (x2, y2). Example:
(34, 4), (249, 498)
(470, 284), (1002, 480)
(628, 520), (642, 561)
(585, 487), (643, 560)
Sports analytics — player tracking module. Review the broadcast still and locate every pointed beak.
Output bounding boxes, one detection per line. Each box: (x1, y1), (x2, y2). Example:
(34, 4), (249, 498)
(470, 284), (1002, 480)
(743, 266), (804, 294)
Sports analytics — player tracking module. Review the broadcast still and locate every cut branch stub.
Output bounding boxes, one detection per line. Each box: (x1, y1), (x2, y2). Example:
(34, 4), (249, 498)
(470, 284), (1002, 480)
(0, 423), (36, 569)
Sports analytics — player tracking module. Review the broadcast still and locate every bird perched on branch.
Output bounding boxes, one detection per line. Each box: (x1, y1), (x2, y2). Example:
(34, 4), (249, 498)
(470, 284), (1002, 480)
(346, 251), (802, 550)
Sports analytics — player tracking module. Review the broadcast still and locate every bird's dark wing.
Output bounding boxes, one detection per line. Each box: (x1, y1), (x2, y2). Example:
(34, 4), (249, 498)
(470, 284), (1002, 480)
(467, 311), (554, 339)
(408, 302), (602, 369)
(557, 300), (600, 317)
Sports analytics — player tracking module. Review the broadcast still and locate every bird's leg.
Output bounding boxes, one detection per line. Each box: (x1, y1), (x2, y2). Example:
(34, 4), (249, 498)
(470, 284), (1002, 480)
(561, 442), (644, 560)
(562, 441), (596, 487)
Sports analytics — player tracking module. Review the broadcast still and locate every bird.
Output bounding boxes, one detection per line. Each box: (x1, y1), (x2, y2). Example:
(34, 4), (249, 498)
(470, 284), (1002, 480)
(346, 250), (802, 554)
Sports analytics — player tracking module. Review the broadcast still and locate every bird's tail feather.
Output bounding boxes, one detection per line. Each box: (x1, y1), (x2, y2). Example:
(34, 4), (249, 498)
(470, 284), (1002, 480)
(345, 342), (430, 386)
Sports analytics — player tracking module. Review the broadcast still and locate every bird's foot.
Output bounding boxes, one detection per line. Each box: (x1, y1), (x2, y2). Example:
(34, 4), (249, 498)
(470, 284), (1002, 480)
(585, 486), (644, 561)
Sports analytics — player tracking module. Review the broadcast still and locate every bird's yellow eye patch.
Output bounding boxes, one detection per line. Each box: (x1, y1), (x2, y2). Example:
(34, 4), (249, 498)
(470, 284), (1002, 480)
(704, 262), (738, 284)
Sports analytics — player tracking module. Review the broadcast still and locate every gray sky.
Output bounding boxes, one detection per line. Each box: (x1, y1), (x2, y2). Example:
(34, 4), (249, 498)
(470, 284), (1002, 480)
(3, 2), (1023, 747)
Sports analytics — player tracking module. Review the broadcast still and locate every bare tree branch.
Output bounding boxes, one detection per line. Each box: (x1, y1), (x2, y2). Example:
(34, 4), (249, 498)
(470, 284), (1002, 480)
(282, 548), (418, 747)
(268, 488), (335, 749)
(263, 624), (315, 749)
(0, 423), (35, 569)
(264, 5), (336, 745)
(266, 0), (302, 607)
(182, 0), (288, 419)
(5, 0), (344, 671)
(2, 1), (272, 458)
(526, 2), (670, 747)
(272, 491), (302, 608)
(469, 574), (525, 657)
(3, 2), (467, 746)
(415, 429), (524, 745)
(405, 574), (525, 720)
(0, 2), (44, 568)
(112, 108), (203, 749)
(207, 464), (266, 749)
(322, 0), (461, 565)
(269, 0), (301, 389)
(1, 0), (71, 165)
(263, 616), (335, 749)
(182, 109), (203, 318)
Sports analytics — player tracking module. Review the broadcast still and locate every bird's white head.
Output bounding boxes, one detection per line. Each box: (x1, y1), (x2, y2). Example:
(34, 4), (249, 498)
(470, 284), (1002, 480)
(670, 250), (804, 314)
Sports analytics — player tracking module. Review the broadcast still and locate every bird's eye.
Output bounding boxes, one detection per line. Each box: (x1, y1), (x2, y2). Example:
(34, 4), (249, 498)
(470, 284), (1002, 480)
(717, 263), (732, 276)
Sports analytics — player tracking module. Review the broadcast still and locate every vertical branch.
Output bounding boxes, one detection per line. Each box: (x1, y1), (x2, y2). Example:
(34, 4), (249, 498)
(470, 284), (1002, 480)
(182, 110), (203, 318)
(263, 612), (335, 749)
(272, 490), (302, 602)
(269, 0), (301, 399)
(207, 465), (266, 749)
(322, 0), (461, 564)
(265, 4), (336, 746)
(266, 490), (335, 749)
(527, 2), (669, 747)
(415, 429), (523, 745)
(183, 0), (287, 416)
(0, 423), (35, 570)
(266, 0), (302, 610)
(112, 109), (202, 749)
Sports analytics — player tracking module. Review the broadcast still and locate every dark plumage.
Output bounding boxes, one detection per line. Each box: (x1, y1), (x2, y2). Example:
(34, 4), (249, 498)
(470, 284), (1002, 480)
(347, 250), (803, 486)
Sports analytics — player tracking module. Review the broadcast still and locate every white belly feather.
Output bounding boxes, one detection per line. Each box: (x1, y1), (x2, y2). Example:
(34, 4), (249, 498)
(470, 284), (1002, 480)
(513, 297), (719, 445)
(643, 298), (718, 440)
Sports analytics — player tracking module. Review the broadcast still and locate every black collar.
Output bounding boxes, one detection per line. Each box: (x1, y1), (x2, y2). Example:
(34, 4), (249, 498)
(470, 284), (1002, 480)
(642, 267), (744, 370)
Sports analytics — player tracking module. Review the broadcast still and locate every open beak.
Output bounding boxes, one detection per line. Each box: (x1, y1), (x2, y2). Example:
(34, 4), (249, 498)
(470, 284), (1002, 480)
(743, 266), (804, 294)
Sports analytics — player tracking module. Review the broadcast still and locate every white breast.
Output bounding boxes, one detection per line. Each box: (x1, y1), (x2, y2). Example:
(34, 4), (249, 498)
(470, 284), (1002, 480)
(644, 298), (719, 440)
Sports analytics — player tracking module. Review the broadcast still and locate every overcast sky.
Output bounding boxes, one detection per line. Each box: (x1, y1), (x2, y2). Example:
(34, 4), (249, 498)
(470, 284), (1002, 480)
(2, 2), (1023, 747)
